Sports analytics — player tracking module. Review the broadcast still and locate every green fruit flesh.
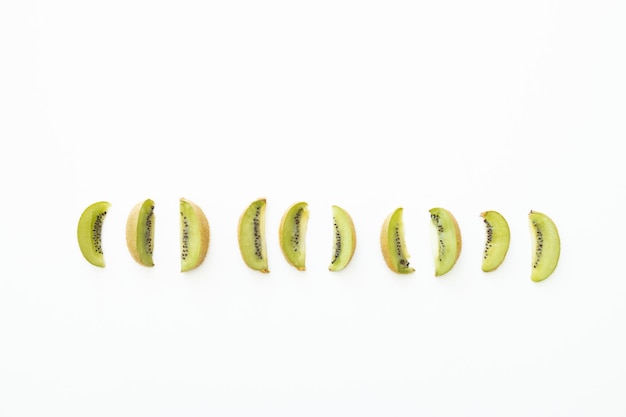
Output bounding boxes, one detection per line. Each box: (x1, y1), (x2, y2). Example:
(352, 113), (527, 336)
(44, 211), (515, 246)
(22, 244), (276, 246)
(429, 207), (462, 276)
(238, 198), (269, 273)
(77, 201), (111, 267)
(529, 210), (560, 282)
(380, 208), (414, 274)
(329, 205), (356, 272)
(180, 198), (210, 272)
(279, 202), (309, 271)
(480, 210), (510, 272)
(126, 199), (155, 267)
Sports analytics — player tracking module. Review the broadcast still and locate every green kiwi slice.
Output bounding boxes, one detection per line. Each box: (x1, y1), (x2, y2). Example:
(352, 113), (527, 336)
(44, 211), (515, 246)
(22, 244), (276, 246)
(329, 205), (356, 272)
(429, 207), (462, 276)
(480, 210), (510, 272)
(180, 198), (210, 272)
(529, 210), (560, 282)
(126, 199), (155, 267)
(380, 207), (414, 274)
(238, 198), (269, 273)
(77, 201), (111, 267)
(279, 201), (309, 271)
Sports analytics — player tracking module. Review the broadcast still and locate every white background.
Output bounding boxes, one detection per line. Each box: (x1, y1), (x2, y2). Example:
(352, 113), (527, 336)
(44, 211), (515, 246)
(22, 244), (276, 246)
(1, 1), (625, 416)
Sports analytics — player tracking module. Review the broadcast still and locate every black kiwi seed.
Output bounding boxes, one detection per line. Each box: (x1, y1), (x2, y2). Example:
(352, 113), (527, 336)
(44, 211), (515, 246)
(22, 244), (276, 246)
(291, 208), (302, 251)
(483, 219), (493, 260)
(93, 212), (106, 254)
(253, 205), (263, 260)
(145, 206), (154, 255)
(394, 226), (409, 268)
(181, 213), (189, 261)
(331, 218), (341, 264)
(432, 213), (445, 260)
(533, 221), (543, 269)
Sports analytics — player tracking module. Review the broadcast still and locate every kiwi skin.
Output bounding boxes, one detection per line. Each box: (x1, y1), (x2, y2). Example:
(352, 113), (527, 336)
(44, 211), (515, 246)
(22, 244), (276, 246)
(480, 210), (510, 272)
(77, 201), (111, 267)
(126, 199), (155, 267)
(238, 198), (269, 273)
(380, 207), (415, 274)
(279, 202), (309, 271)
(529, 210), (560, 282)
(329, 205), (357, 272)
(180, 198), (210, 272)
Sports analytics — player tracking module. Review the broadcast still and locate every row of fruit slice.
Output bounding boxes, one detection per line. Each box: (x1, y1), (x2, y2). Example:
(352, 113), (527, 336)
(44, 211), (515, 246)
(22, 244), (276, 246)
(77, 199), (560, 281)
(77, 198), (357, 273)
(380, 207), (560, 282)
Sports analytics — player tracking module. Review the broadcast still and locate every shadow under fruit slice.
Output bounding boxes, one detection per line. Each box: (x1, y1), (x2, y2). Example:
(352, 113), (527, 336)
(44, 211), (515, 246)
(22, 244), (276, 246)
(480, 210), (510, 272)
(238, 198), (269, 273)
(329, 205), (356, 272)
(279, 202), (309, 271)
(429, 207), (462, 276)
(529, 210), (560, 282)
(180, 198), (210, 272)
(380, 207), (414, 274)
(77, 201), (111, 267)
(126, 199), (155, 267)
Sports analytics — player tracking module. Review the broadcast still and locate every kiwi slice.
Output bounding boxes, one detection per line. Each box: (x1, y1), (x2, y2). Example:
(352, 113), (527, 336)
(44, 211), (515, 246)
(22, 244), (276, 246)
(77, 201), (111, 267)
(529, 210), (560, 282)
(380, 207), (414, 274)
(429, 207), (462, 276)
(480, 210), (510, 272)
(279, 202), (309, 271)
(180, 198), (210, 272)
(126, 199), (155, 267)
(329, 205), (356, 272)
(238, 198), (269, 273)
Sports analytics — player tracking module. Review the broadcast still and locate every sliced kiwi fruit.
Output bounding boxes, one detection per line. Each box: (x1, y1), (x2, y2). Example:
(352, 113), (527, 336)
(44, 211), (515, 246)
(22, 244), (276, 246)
(429, 207), (462, 276)
(77, 201), (111, 267)
(238, 198), (269, 273)
(329, 205), (356, 272)
(279, 201), (309, 271)
(180, 198), (210, 272)
(529, 210), (560, 282)
(380, 207), (414, 274)
(480, 210), (510, 272)
(126, 199), (155, 267)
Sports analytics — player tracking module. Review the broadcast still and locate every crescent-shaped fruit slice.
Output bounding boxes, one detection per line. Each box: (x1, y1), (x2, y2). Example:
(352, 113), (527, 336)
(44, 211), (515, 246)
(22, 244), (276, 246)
(126, 199), (155, 267)
(480, 210), (510, 272)
(380, 207), (414, 274)
(77, 201), (111, 267)
(180, 198), (210, 272)
(529, 210), (560, 282)
(279, 201), (309, 271)
(429, 207), (462, 276)
(238, 198), (269, 273)
(329, 205), (356, 272)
